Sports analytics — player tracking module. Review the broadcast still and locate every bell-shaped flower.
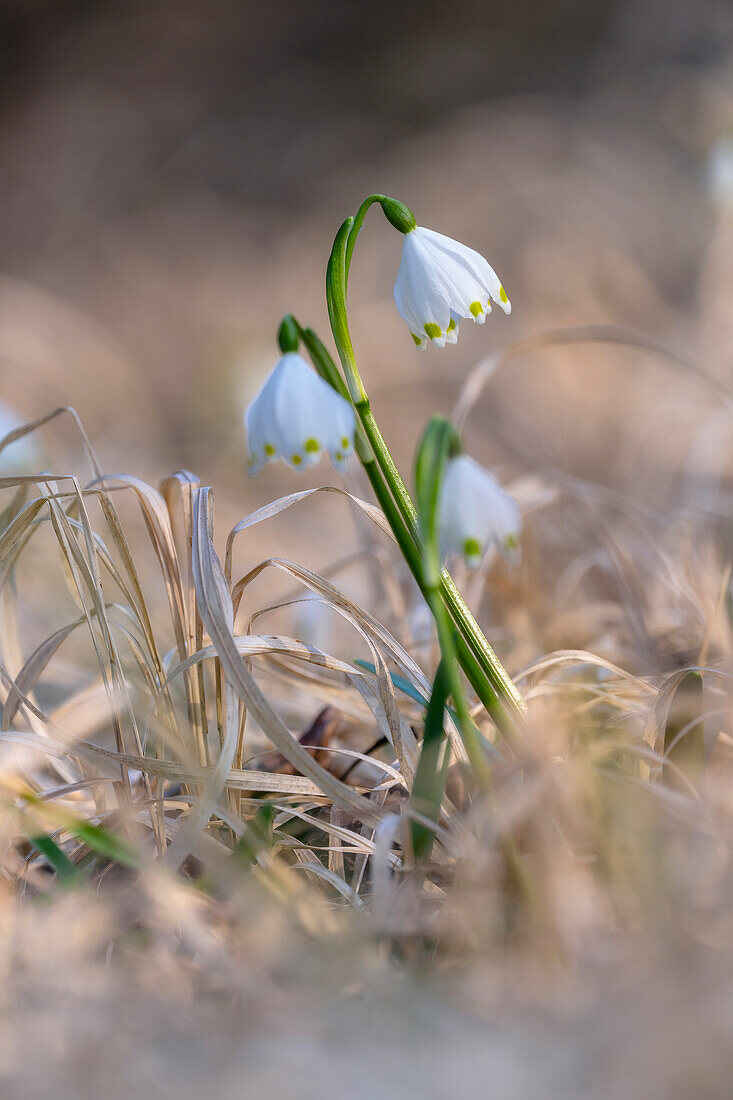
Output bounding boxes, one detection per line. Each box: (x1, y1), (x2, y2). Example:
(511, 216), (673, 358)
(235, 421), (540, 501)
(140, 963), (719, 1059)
(438, 455), (520, 567)
(393, 226), (511, 349)
(245, 352), (356, 474)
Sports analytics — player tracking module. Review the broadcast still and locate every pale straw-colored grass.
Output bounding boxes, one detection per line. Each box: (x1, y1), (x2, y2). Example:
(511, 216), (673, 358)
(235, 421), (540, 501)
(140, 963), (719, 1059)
(0, 325), (731, 1095)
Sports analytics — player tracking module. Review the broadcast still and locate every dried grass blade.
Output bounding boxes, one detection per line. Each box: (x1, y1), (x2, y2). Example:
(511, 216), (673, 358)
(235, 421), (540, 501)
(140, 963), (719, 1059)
(192, 489), (385, 828)
(223, 486), (395, 581)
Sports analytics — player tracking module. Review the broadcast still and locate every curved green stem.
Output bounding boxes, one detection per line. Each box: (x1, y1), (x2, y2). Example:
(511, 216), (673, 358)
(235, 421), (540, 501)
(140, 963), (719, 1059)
(344, 195), (382, 282)
(322, 201), (526, 741)
(358, 376), (526, 725)
(425, 587), (488, 778)
(361, 450), (511, 735)
(326, 217), (365, 404)
(345, 194), (416, 279)
(296, 310), (519, 739)
(441, 571), (526, 718)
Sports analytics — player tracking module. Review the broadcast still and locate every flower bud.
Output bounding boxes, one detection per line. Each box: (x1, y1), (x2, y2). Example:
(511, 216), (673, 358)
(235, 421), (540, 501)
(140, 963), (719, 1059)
(277, 314), (300, 354)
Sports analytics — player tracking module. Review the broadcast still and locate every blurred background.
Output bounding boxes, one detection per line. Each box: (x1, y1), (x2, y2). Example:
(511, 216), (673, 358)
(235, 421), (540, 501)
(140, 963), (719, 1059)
(2, 8), (733, 1096)
(0, 0), (731, 605)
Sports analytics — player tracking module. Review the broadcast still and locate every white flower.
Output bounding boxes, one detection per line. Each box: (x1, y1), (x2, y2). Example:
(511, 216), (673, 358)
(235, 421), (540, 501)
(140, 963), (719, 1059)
(245, 352), (356, 473)
(439, 455), (520, 567)
(393, 226), (511, 349)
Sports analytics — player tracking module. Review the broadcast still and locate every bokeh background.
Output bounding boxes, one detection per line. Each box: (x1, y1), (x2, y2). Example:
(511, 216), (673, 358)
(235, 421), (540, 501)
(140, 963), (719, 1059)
(0, 0), (732, 623)
(2, 6), (733, 1097)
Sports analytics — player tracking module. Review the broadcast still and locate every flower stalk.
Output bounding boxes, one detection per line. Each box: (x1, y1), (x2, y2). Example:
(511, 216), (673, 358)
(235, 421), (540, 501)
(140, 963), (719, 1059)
(322, 196), (527, 741)
(414, 416), (490, 778)
(295, 314), (520, 734)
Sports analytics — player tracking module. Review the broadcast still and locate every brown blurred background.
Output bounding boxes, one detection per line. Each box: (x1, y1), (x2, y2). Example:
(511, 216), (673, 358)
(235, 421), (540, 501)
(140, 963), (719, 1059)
(0, 0), (731, 554)
(2, 11), (733, 1095)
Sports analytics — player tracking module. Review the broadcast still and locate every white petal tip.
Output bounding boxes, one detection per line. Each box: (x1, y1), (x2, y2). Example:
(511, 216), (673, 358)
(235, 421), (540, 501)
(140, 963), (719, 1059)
(495, 290), (511, 315)
(331, 451), (351, 471)
(247, 453), (266, 476)
(500, 532), (521, 566)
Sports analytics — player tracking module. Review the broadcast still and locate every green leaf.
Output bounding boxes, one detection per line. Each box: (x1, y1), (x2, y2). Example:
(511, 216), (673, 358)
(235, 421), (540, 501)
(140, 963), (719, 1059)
(414, 417), (461, 587)
(410, 660), (451, 863)
(233, 804), (276, 866)
(28, 832), (80, 885)
(299, 326), (352, 402)
(68, 821), (140, 870)
(353, 658), (430, 709)
(21, 791), (140, 871)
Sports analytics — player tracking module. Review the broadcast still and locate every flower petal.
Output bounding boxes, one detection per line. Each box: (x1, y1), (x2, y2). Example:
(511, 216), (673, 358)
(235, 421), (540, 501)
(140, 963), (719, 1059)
(393, 225), (512, 349)
(439, 454), (521, 566)
(245, 353), (356, 473)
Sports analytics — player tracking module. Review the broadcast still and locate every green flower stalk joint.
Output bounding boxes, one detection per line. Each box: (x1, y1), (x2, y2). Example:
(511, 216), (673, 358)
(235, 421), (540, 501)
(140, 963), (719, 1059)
(277, 313), (300, 355)
(245, 193), (527, 753)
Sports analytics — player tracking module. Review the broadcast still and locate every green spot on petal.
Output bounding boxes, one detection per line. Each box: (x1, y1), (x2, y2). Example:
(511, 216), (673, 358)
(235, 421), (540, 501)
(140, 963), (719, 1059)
(411, 332), (423, 346)
(304, 438), (319, 453)
(264, 443), (275, 456)
(447, 319), (456, 332)
(463, 537), (482, 560)
(292, 454), (302, 466)
(469, 301), (483, 318)
(499, 286), (508, 304)
(335, 452), (344, 462)
(504, 533), (519, 551)
(341, 436), (350, 449)
(424, 322), (442, 340)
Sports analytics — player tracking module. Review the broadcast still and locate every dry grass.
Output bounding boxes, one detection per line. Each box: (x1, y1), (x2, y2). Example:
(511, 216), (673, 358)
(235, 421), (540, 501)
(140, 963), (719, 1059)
(0, 313), (731, 1095)
(0, 4), (731, 1091)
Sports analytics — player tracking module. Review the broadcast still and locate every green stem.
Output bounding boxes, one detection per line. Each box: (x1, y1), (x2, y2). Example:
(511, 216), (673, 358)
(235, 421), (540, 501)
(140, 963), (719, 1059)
(362, 458), (503, 719)
(441, 571), (525, 719)
(322, 202), (526, 739)
(344, 195), (383, 281)
(344, 193), (416, 278)
(424, 586), (488, 779)
(359, 390), (525, 727)
(297, 309), (519, 739)
(326, 217), (365, 404)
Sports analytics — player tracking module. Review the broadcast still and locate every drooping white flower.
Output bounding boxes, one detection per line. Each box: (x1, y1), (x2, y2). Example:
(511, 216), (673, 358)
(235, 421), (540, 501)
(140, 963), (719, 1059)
(393, 226), (510, 349)
(439, 455), (520, 567)
(245, 352), (356, 473)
